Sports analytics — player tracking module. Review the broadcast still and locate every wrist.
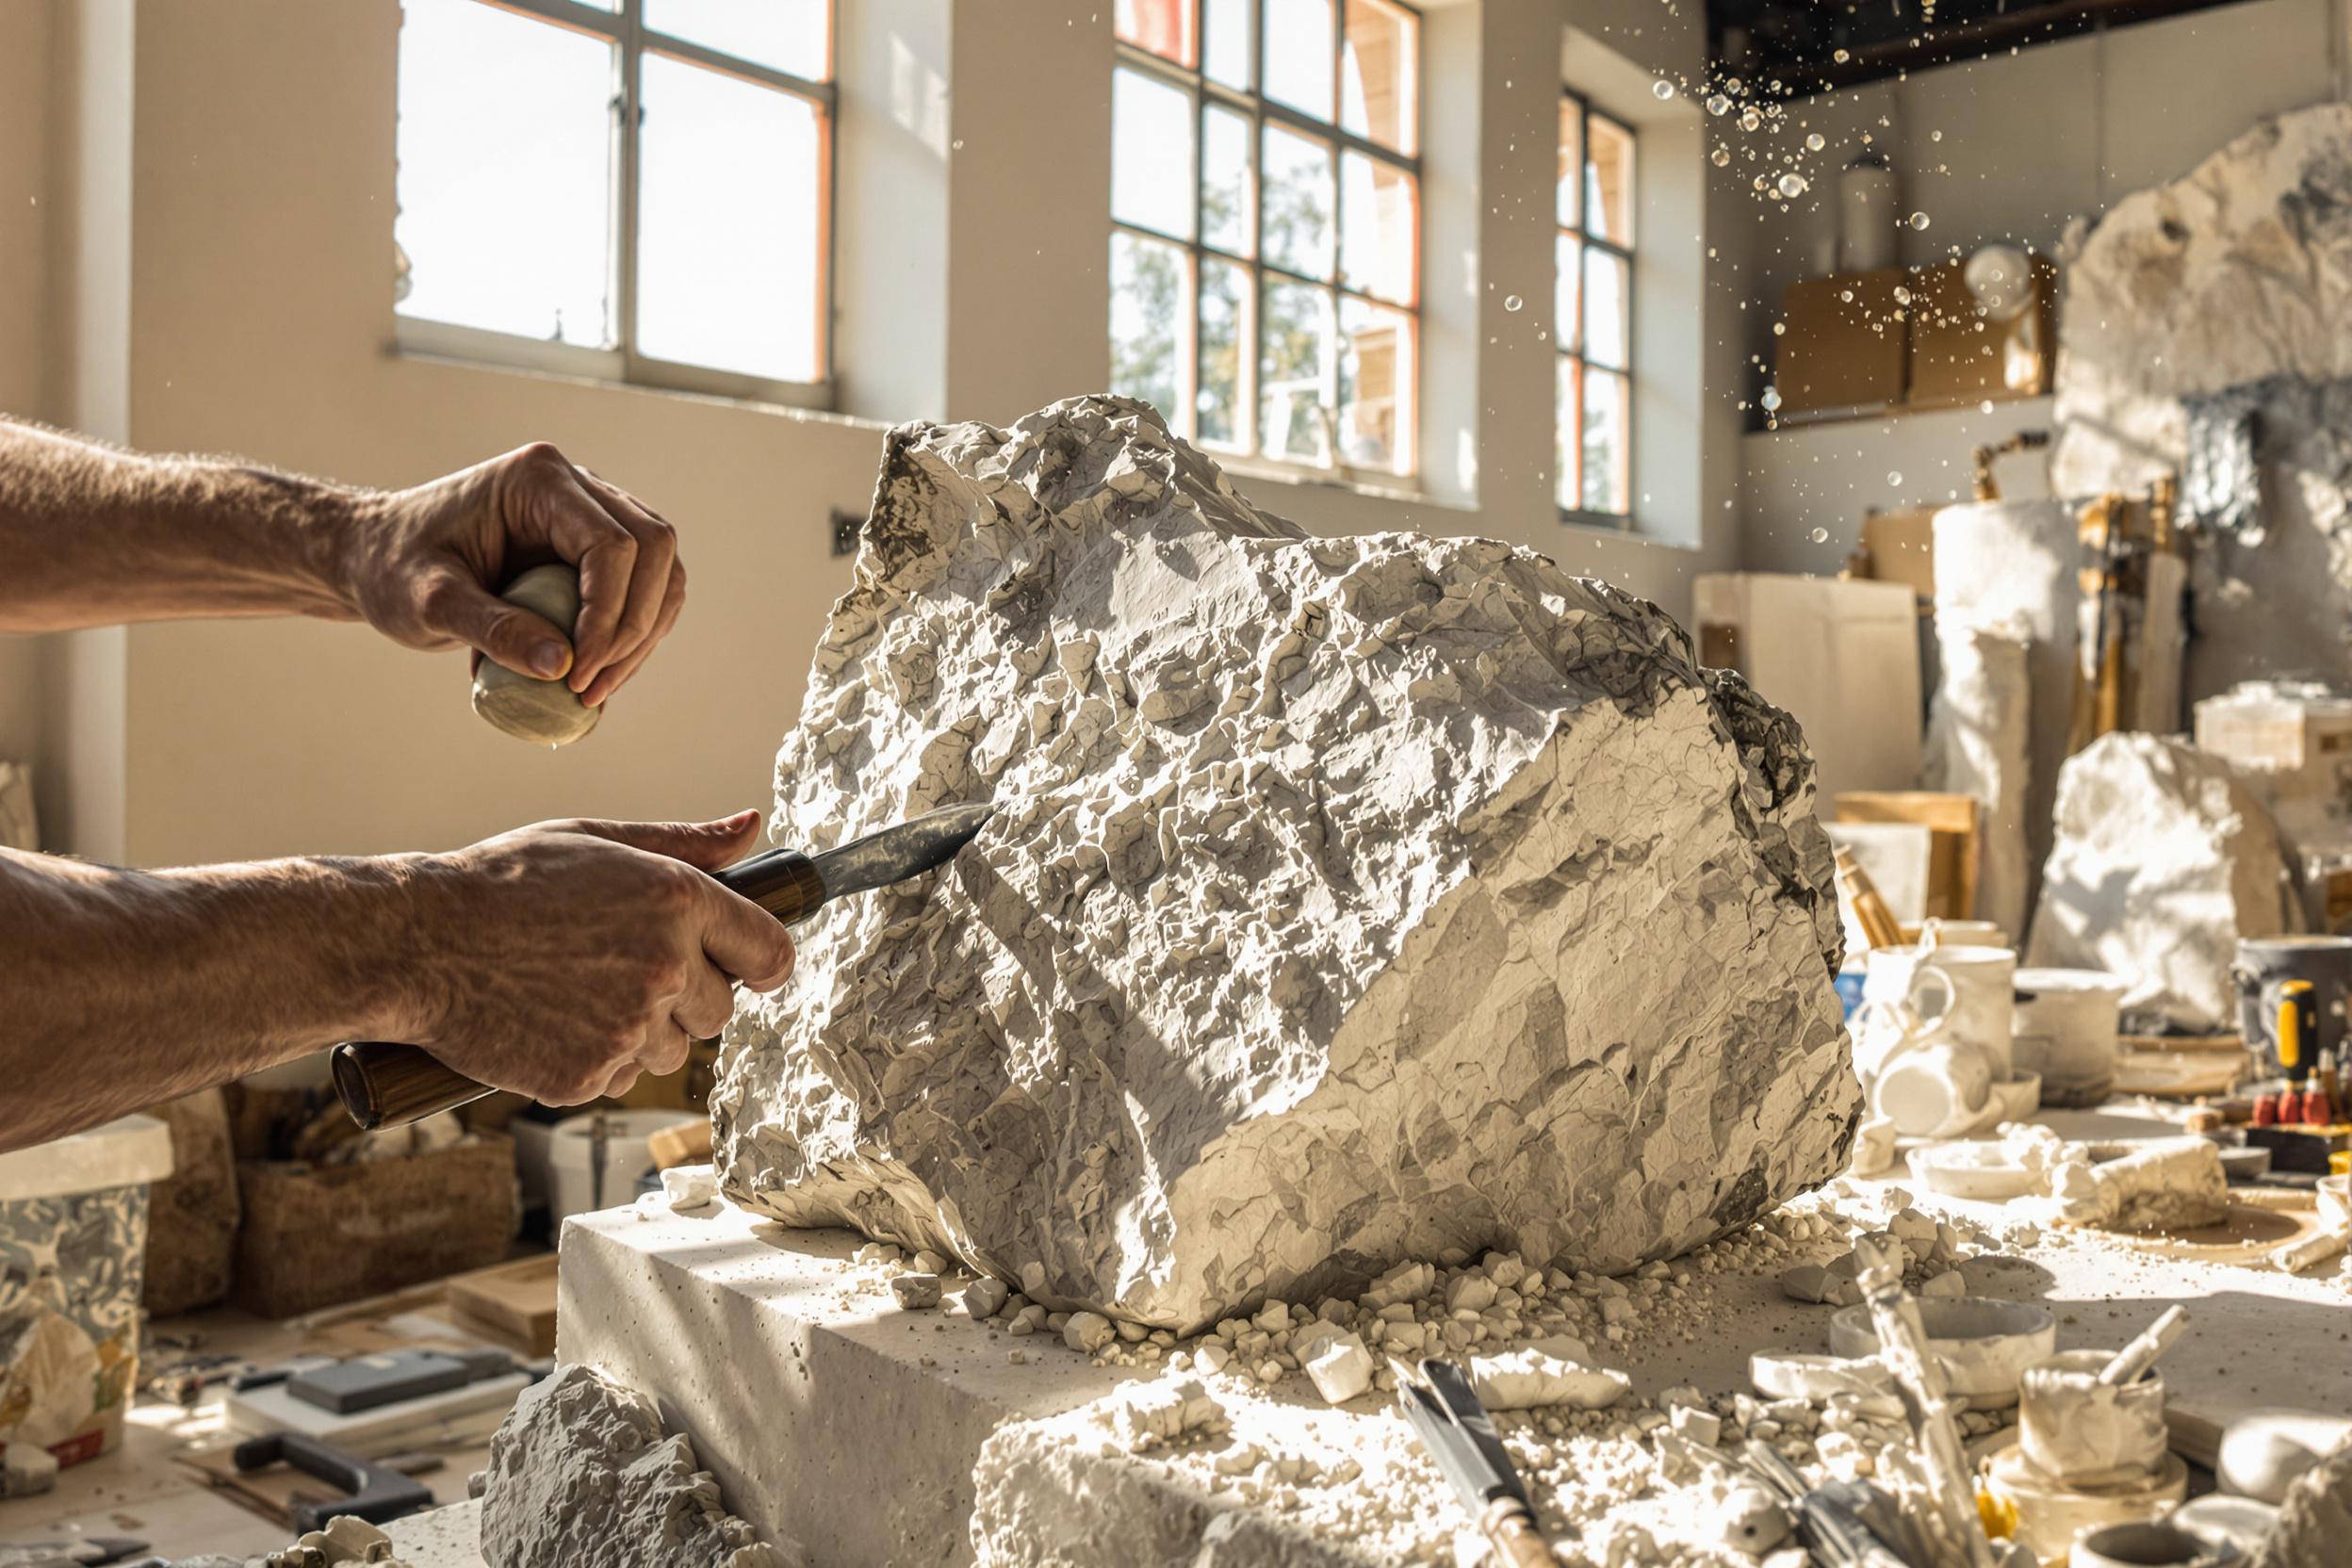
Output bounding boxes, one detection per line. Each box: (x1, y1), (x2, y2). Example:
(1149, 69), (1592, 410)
(265, 470), (376, 623)
(339, 851), (456, 1041)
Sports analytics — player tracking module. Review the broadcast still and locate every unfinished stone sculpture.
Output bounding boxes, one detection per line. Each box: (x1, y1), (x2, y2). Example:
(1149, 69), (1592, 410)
(712, 395), (1857, 1330)
(2027, 732), (2295, 1030)
(478, 1364), (789, 1568)
(2054, 103), (2352, 702)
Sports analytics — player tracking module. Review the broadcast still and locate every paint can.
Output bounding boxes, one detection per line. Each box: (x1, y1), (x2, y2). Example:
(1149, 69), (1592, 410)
(2019, 1349), (2168, 1486)
(2013, 969), (2130, 1108)
(2234, 936), (2352, 1077)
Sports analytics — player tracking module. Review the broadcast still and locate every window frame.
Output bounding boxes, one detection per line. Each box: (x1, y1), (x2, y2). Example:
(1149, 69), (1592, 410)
(1557, 87), (1635, 530)
(394, 0), (839, 410)
(1110, 0), (1424, 481)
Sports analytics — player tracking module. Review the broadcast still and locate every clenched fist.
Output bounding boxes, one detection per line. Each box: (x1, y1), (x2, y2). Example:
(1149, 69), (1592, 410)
(392, 810), (792, 1103)
(338, 442), (686, 709)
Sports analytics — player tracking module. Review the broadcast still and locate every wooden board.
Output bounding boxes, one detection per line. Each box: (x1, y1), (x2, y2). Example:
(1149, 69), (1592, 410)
(1834, 791), (1981, 923)
(2113, 1052), (2251, 1100)
(442, 1253), (558, 1357)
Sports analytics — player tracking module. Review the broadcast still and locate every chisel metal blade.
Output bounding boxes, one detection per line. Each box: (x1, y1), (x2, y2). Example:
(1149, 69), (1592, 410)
(807, 802), (993, 905)
(1396, 1357), (1532, 1516)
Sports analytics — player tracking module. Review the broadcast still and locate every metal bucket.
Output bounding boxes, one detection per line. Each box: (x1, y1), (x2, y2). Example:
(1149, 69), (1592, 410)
(2234, 936), (2352, 1077)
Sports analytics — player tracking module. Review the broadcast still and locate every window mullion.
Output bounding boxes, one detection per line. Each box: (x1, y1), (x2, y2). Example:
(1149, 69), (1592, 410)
(614, 0), (644, 361)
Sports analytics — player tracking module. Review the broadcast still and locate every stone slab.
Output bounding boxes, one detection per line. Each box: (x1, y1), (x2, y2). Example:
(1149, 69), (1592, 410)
(562, 1156), (2352, 1567)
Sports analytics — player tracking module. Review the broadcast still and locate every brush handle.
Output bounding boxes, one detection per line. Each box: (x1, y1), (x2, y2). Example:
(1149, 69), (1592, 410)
(330, 850), (824, 1130)
(1479, 1499), (1557, 1568)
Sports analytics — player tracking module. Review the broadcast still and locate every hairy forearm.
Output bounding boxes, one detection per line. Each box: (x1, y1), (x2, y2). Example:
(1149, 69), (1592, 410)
(0, 417), (366, 631)
(0, 847), (424, 1150)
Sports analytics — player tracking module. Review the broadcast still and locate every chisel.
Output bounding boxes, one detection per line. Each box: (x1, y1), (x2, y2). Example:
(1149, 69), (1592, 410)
(330, 803), (992, 1131)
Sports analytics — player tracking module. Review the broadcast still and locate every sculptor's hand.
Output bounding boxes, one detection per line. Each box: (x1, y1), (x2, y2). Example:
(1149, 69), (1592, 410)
(400, 811), (792, 1103)
(338, 443), (685, 708)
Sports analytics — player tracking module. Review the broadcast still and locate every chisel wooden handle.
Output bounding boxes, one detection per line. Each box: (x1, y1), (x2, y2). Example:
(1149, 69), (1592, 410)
(331, 848), (825, 1130)
(1479, 1498), (1558, 1568)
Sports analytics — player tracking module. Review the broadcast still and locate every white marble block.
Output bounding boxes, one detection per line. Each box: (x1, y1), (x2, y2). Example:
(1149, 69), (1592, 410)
(712, 396), (1857, 1331)
(2028, 732), (2296, 1030)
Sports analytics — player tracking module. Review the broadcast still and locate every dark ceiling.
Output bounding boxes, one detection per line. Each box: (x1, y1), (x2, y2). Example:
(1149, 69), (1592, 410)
(1707, 0), (2261, 95)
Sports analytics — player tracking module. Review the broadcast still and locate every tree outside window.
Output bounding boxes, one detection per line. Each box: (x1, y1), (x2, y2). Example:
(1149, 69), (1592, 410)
(1109, 0), (1421, 479)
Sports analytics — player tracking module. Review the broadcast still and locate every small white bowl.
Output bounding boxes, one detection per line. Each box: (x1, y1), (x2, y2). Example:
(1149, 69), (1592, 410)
(1828, 1297), (2056, 1406)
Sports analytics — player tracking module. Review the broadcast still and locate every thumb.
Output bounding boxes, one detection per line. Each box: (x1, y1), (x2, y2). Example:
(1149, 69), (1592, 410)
(419, 566), (574, 680)
(578, 809), (764, 872)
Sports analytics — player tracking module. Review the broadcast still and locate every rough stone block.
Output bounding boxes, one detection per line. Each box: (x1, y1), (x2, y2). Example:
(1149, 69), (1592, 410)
(713, 395), (1856, 1331)
(478, 1363), (784, 1568)
(2027, 732), (2295, 1029)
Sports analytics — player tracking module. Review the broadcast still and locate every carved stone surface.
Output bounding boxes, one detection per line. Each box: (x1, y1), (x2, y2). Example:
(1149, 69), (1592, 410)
(2054, 104), (2352, 702)
(711, 396), (1856, 1331)
(2027, 733), (2295, 1031)
(478, 1364), (785, 1568)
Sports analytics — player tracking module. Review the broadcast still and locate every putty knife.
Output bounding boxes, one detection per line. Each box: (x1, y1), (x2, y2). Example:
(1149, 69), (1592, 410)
(331, 803), (992, 1130)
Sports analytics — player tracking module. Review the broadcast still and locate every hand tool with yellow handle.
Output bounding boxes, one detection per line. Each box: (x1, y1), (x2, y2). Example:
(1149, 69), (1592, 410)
(2278, 979), (2317, 1082)
(331, 803), (993, 1131)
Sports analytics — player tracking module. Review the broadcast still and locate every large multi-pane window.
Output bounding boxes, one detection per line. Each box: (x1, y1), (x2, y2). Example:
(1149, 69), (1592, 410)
(395, 0), (834, 400)
(1109, 0), (1421, 478)
(1556, 92), (1635, 522)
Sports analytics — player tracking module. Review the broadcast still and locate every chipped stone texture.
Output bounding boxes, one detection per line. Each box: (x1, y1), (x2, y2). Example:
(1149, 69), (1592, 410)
(713, 395), (1856, 1331)
(2054, 104), (2352, 704)
(2027, 733), (2295, 1030)
(2049, 1137), (2230, 1233)
(478, 1364), (788, 1568)
(2251, 1436), (2352, 1568)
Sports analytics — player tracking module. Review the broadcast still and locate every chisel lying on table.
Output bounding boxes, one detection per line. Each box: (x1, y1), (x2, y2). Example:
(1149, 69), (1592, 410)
(330, 803), (992, 1131)
(1396, 1357), (1560, 1568)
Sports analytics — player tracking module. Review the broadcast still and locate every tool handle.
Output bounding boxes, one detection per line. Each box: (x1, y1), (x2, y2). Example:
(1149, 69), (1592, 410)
(330, 849), (825, 1130)
(1478, 1498), (1557, 1568)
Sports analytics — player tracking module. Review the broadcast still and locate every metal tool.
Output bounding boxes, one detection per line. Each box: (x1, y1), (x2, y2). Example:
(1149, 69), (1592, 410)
(1732, 1443), (1917, 1568)
(233, 1433), (433, 1534)
(331, 803), (993, 1130)
(1395, 1358), (1557, 1568)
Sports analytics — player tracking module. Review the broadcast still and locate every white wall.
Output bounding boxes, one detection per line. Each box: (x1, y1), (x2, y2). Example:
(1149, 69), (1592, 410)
(0, 0), (55, 780)
(0, 0), (1743, 869)
(1727, 0), (2351, 571)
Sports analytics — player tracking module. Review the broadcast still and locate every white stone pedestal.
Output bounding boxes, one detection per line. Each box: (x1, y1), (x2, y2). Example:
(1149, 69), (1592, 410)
(557, 1202), (1139, 1567)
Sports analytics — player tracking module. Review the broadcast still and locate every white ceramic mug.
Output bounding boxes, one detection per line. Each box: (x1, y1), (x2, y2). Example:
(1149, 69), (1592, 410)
(1864, 941), (2018, 1080)
(1873, 1039), (1997, 1139)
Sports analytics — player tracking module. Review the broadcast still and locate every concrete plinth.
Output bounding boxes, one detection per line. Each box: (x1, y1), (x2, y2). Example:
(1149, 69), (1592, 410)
(556, 1203), (1134, 1567)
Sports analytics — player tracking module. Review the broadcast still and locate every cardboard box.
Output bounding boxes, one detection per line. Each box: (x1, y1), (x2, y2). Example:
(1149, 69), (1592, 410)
(1906, 254), (2056, 411)
(1772, 269), (1907, 416)
(1695, 573), (1923, 799)
(233, 1136), (516, 1320)
(1859, 507), (1937, 606)
(1835, 791), (1981, 923)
